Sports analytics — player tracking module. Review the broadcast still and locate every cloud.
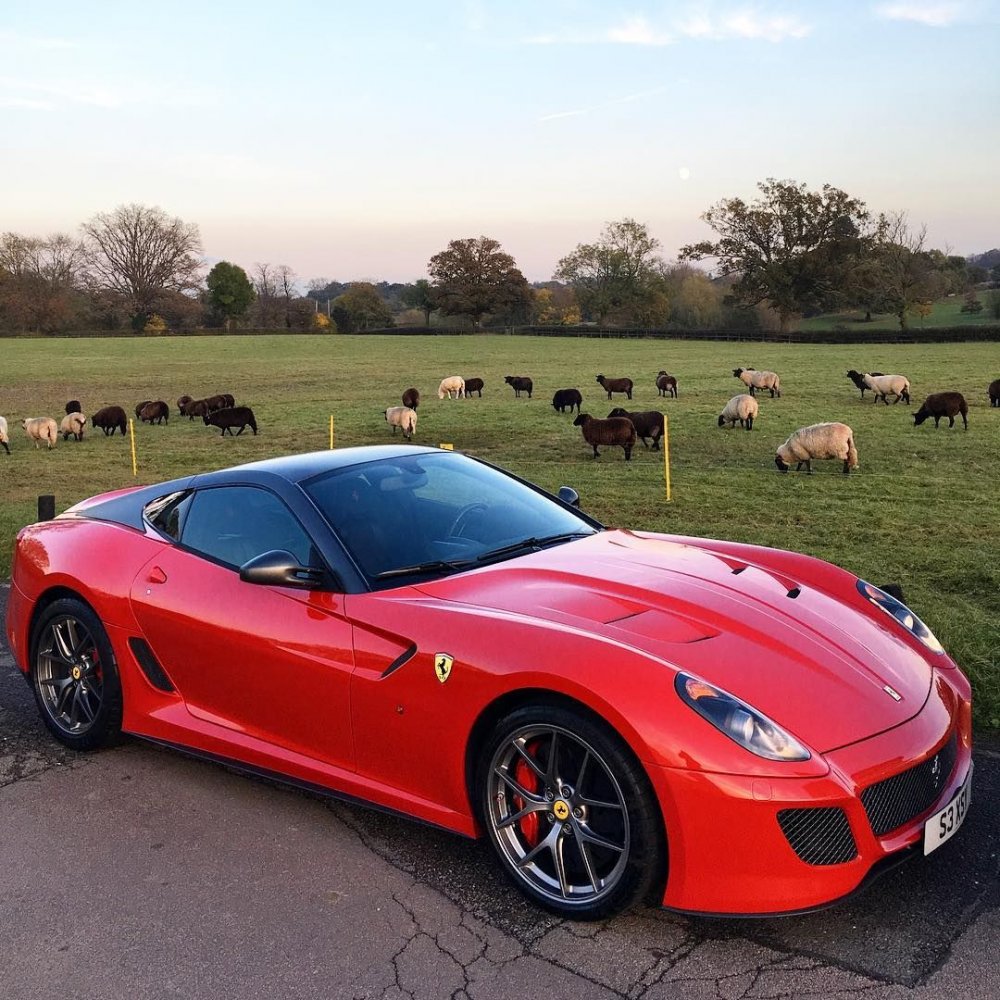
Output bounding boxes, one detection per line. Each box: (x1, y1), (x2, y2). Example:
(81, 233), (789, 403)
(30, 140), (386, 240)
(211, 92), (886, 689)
(0, 30), (78, 51)
(607, 16), (673, 45)
(0, 76), (126, 108)
(539, 85), (668, 122)
(874, 2), (968, 25)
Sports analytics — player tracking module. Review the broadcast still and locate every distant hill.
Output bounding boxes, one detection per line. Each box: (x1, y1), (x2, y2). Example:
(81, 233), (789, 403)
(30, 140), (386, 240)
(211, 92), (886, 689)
(968, 249), (1000, 270)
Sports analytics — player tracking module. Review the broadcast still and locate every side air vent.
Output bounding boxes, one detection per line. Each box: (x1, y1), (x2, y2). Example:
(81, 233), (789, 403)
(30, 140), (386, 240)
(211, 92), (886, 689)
(777, 806), (858, 865)
(128, 637), (175, 692)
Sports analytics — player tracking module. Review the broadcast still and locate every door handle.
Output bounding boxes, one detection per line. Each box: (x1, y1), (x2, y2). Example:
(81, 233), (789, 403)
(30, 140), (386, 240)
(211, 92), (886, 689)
(146, 566), (168, 584)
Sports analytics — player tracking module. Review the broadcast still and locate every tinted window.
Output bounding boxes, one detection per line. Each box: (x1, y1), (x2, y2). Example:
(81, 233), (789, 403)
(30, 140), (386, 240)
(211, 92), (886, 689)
(144, 491), (193, 541)
(303, 452), (595, 582)
(180, 486), (316, 571)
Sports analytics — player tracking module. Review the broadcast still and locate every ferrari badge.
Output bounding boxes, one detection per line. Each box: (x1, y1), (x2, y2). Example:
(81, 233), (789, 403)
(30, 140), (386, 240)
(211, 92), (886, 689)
(434, 653), (454, 684)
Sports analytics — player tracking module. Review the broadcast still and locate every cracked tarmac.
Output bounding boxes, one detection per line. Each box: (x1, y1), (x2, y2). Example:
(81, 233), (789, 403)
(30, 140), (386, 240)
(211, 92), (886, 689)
(2, 585), (998, 1000)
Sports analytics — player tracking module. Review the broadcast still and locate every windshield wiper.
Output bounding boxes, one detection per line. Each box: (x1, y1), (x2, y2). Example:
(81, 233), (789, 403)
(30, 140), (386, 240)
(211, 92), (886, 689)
(374, 558), (475, 580)
(475, 531), (593, 563)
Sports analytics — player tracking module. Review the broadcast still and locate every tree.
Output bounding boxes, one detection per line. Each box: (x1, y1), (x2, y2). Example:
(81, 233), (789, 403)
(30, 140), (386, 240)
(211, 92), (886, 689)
(206, 261), (255, 329)
(250, 262), (284, 327)
(662, 265), (724, 328)
(80, 203), (202, 328)
(400, 279), (437, 326)
(428, 236), (530, 329)
(0, 231), (86, 332)
(680, 179), (873, 331)
(555, 219), (664, 324)
(333, 282), (394, 331)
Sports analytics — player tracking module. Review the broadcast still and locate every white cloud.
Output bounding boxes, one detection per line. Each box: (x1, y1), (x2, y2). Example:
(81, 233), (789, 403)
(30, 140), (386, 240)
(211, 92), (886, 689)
(679, 10), (811, 41)
(875, 2), (968, 26)
(539, 86), (668, 122)
(607, 16), (673, 45)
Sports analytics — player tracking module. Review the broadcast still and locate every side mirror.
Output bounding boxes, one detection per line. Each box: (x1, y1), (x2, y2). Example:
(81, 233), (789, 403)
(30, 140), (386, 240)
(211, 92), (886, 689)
(240, 549), (327, 590)
(557, 486), (581, 508)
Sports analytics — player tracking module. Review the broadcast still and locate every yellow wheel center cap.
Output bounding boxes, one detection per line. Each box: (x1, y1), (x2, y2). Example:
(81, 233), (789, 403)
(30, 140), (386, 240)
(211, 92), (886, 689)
(553, 800), (570, 821)
(71, 666), (81, 681)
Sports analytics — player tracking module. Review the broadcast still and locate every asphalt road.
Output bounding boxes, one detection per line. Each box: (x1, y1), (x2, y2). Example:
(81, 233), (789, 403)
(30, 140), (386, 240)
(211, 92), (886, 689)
(2, 582), (998, 1000)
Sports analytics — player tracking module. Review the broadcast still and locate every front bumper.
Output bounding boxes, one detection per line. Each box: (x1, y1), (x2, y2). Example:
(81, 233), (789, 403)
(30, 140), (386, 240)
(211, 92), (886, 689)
(652, 668), (973, 915)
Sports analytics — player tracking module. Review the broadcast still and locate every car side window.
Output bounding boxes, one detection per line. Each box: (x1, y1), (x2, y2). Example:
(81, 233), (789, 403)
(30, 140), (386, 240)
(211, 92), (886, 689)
(144, 491), (193, 541)
(179, 486), (316, 572)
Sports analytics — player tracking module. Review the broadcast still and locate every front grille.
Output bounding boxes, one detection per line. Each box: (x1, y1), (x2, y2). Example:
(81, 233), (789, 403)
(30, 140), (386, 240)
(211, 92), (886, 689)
(861, 732), (958, 837)
(777, 807), (858, 865)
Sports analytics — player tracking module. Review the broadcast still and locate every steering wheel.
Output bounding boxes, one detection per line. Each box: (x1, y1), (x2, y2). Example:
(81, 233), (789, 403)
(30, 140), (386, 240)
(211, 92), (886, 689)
(446, 502), (490, 539)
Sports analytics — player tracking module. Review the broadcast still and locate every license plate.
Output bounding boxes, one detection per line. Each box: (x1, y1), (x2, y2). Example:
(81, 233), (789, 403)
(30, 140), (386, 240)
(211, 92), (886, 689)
(923, 764), (972, 855)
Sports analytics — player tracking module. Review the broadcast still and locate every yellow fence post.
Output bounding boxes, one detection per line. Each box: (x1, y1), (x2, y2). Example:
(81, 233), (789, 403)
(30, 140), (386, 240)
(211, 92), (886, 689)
(663, 414), (671, 502)
(329, 414), (334, 449)
(439, 443), (454, 451)
(129, 418), (138, 478)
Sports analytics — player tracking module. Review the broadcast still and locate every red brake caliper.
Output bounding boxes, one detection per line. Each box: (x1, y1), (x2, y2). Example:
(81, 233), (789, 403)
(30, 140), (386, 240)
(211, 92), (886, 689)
(513, 740), (541, 846)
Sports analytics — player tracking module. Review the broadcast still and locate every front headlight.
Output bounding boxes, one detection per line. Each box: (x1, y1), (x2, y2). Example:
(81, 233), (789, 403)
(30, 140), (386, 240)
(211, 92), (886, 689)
(856, 580), (944, 654)
(675, 673), (811, 761)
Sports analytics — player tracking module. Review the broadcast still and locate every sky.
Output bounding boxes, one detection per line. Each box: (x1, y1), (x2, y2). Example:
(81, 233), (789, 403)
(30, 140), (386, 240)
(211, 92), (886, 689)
(2, 1), (999, 285)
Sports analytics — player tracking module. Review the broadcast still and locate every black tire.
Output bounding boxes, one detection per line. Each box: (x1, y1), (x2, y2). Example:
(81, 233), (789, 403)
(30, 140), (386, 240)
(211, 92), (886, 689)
(30, 598), (123, 751)
(478, 704), (664, 920)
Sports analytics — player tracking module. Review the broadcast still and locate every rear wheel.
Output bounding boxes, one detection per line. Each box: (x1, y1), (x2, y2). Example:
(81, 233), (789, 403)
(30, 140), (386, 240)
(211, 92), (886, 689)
(479, 705), (664, 919)
(30, 598), (123, 751)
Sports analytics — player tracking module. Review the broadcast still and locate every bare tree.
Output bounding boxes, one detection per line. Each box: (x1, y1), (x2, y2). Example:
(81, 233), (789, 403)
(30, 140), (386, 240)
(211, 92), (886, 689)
(80, 203), (202, 326)
(277, 264), (297, 328)
(251, 262), (282, 327)
(0, 231), (86, 332)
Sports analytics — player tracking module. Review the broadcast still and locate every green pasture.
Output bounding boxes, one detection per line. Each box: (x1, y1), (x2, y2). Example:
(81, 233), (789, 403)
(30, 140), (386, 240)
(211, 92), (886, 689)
(1, 334), (998, 728)
(799, 293), (999, 331)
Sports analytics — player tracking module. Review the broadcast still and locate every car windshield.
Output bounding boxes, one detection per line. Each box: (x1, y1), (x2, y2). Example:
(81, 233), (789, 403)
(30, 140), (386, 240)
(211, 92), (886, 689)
(302, 452), (598, 585)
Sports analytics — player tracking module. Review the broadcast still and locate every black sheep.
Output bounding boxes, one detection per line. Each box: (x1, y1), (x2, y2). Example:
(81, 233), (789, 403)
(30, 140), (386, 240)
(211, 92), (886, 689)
(205, 405), (258, 436)
(913, 392), (968, 430)
(464, 377), (485, 397)
(846, 369), (885, 399)
(504, 375), (533, 398)
(552, 388), (583, 413)
(92, 405), (127, 436)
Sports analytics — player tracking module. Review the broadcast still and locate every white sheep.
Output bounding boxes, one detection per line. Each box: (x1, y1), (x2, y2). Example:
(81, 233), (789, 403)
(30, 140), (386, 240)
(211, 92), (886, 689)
(22, 417), (58, 450)
(438, 376), (465, 399)
(60, 412), (87, 442)
(384, 405), (418, 440)
(0, 415), (9, 455)
(733, 367), (781, 398)
(775, 422), (859, 475)
(862, 373), (910, 405)
(717, 394), (759, 431)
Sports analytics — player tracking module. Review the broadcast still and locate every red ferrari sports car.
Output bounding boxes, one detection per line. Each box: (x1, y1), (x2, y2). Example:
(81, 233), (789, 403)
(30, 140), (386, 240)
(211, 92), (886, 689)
(6, 446), (972, 918)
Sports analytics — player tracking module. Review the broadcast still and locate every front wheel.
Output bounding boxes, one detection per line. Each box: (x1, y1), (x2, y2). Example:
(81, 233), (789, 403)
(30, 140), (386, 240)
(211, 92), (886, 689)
(478, 705), (664, 919)
(30, 598), (123, 751)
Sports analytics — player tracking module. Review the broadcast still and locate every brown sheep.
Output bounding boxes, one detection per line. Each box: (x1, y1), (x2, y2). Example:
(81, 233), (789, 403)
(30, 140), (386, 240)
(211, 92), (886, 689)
(464, 377), (485, 397)
(185, 399), (211, 419)
(596, 374), (633, 400)
(402, 387), (420, 410)
(655, 371), (678, 398)
(92, 405), (128, 436)
(135, 400), (152, 418)
(140, 400), (169, 425)
(989, 379), (1000, 408)
(608, 408), (664, 450)
(504, 375), (533, 398)
(913, 392), (968, 430)
(177, 394), (193, 415)
(205, 406), (258, 436)
(573, 412), (636, 461)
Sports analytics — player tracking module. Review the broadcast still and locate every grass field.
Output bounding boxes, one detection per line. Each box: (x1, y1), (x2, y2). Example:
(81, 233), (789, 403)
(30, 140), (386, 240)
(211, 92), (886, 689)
(798, 293), (1000, 331)
(2, 334), (998, 729)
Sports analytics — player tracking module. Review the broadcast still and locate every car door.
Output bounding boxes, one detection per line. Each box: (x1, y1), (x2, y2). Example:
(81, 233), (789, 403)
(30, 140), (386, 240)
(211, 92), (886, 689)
(128, 484), (355, 769)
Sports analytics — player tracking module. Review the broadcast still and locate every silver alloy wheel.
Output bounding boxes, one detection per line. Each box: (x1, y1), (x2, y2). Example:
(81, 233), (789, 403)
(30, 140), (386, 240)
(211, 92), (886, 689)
(486, 723), (630, 907)
(35, 615), (104, 736)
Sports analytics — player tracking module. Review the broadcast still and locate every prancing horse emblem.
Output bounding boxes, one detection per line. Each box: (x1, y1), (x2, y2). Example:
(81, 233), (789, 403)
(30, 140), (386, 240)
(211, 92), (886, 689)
(434, 653), (454, 684)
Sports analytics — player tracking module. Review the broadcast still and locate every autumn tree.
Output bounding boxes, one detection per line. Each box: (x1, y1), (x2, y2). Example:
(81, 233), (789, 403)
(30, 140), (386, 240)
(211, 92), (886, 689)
(554, 218), (665, 324)
(0, 231), (86, 332)
(206, 261), (255, 329)
(80, 203), (202, 328)
(680, 179), (872, 331)
(428, 236), (530, 329)
(250, 262), (285, 327)
(400, 279), (437, 326)
(333, 282), (394, 332)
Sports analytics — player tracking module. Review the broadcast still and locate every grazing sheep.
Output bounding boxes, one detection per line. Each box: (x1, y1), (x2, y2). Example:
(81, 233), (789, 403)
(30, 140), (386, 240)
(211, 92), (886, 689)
(177, 394), (192, 415)
(402, 387), (420, 410)
(204, 394), (229, 412)
(988, 379), (1000, 407)
(139, 400), (170, 425)
(862, 373), (910, 405)
(845, 370), (885, 399)
(775, 422), (859, 475)
(135, 400), (152, 418)
(464, 377), (485, 398)
(913, 392), (968, 430)
(186, 399), (210, 419)
(219, 393), (235, 408)
(92, 405), (128, 436)
(717, 394), (759, 431)
(552, 388), (583, 413)
(60, 412), (87, 441)
(384, 405), (418, 440)
(65, 400), (82, 415)
(0, 415), (9, 455)
(733, 367), (781, 398)
(655, 371), (678, 398)
(595, 374), (633, 400)
(204, 406), (258, 436)
(438, 376), (465, 399)
(573, 412), (636, 461)
(22, 417), (58, 449)
(504, 375), (533, 398)
(608, 407), (664, 450)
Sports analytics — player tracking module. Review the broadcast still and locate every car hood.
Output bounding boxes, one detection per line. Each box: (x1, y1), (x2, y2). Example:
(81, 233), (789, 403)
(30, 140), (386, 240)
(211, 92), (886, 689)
(415, 530), (933, 753)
